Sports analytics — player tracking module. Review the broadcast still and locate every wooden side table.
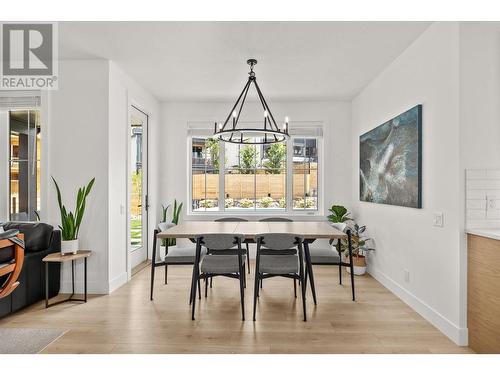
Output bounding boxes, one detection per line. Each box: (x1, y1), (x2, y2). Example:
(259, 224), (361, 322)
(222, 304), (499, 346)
(42, 250), (92, 308)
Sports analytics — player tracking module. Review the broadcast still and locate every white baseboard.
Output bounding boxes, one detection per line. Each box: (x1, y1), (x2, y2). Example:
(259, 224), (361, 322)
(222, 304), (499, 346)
(59, 272), (127, 295)
(368, 265), (468, 346)
(109, 272), (128, 293)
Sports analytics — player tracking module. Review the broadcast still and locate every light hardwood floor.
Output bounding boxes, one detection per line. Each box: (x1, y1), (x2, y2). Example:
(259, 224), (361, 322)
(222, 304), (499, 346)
(0, 263), (472, 354)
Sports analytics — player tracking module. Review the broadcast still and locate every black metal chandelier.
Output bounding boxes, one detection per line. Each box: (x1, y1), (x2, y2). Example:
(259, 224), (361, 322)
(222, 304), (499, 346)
(213, 59), (289, 145)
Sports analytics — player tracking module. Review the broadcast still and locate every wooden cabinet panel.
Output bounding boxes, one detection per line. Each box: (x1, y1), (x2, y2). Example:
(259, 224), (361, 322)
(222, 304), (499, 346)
(468, 234), (500, 353)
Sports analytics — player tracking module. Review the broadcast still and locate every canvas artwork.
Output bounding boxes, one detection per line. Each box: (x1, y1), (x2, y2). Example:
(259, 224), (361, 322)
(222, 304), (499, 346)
(359, 105), (422, 208)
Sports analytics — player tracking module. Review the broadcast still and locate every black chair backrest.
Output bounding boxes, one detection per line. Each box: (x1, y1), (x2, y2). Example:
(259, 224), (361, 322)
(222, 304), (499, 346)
(255, 233), (303, 250)
(259, 217), (293, 222)
(214, 217), (248, 222)
(195, 233), (244, 252)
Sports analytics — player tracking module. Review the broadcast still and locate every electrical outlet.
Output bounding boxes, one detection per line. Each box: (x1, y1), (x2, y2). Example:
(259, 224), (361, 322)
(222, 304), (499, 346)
(433, 212), (444, 227)
(488, 197), (497, 209)
(404, 269), (410, 283)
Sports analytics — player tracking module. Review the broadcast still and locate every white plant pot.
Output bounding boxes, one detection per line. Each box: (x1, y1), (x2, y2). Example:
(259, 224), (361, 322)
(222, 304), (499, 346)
(61, 239), (79, 255)
(346, 265), (367, 276)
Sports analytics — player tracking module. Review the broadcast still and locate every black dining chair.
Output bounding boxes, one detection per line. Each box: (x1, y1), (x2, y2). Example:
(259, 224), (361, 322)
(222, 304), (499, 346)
(214, 217), (250, 273)
(150, 223), (204, 302)
(258, 217), (294, 289)
(253, 233), (307, 321)
(191, 233), (246, 320)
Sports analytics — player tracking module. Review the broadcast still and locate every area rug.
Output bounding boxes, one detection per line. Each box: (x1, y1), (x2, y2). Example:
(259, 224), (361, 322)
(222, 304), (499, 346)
(0, 328), (67, 354)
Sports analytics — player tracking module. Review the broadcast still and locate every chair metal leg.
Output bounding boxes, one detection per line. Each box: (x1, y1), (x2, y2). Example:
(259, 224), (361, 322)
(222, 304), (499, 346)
(246, 243), (250, 274)
(191, 268), (198, 320)
(165, 264), (168, 285)
(150, 263), (155, 301)
(198, 278), (201, 300)
(299, 264), (307, 322)
(189, 263), (197, 305)
(253, 273), (259, 321)
(349, 259), (355, 301)
(301, 272), (307, 322)
(347, 231), (355, 301)
(260, 279), (263, 289)
(304, 265), (308, 292)
(150, 230), (157, 301)
(210, 277), (213, 288)
(294, 278), (297, 298)
(239, 268), (245, 321)
(205, 275), (209, 298)
(337, 239), (342, 285)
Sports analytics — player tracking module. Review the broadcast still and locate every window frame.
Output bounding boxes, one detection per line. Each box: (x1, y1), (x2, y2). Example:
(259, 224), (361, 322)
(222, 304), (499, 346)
(188, 132), (322, 216)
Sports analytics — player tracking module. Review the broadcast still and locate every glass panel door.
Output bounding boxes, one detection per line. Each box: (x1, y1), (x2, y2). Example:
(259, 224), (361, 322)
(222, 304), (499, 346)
(130, 106), (148, 270)
(9, 109), (41, 221)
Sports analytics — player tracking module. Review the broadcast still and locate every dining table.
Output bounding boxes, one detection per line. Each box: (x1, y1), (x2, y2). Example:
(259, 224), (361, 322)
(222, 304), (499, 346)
(156, 220), (349, 305)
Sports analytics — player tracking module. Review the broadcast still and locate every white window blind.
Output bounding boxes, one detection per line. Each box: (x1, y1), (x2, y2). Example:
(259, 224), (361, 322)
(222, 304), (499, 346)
(187, 121), (323, 137)
(0, 94), (41, 110)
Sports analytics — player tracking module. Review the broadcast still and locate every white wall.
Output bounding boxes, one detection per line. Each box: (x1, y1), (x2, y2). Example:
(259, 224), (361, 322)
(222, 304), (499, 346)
(46, 60), (110, 294)
(161, 100), (352, 220)
(108, 62), (160, 291)
(41, 60), (160, 294)
(351, 22), (466, 344)
(459, 22), (500, 170)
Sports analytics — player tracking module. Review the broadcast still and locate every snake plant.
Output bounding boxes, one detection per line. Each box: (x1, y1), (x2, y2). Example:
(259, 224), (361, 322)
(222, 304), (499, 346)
(52, 176), (95, 241)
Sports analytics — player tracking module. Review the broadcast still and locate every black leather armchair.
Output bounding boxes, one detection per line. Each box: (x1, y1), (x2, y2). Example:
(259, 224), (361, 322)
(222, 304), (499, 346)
(0, 222), (61, 318)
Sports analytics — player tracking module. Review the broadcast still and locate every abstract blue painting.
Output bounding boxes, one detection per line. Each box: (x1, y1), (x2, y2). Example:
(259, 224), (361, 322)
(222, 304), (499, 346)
(359, 105), (422, 208)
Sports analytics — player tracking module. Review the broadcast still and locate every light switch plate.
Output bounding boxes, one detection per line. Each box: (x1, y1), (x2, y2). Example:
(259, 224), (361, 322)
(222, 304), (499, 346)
(433, 212), (444, 227)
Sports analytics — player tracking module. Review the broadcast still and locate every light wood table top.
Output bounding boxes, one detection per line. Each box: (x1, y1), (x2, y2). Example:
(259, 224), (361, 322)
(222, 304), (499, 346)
(42, 250), (92, 263)
(157, 221), (346, 240)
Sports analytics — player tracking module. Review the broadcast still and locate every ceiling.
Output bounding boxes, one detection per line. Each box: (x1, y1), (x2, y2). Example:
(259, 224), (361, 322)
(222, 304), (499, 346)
(59, 22), (431, 102)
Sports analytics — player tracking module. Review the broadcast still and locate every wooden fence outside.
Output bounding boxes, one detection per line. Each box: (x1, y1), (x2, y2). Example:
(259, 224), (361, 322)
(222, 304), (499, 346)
(192, 170), (317, 200)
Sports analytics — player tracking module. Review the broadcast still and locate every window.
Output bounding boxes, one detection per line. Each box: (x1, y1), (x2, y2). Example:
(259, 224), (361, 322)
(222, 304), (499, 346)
(1, 95), (41, 221)
(292, 138), (318, 210)
(191, 137), (220, 211)
(224, 140), (286, 211)
(190, 134), (320, 214)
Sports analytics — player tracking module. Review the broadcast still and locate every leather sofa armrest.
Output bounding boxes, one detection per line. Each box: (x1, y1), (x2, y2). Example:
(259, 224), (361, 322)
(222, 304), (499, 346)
(48, 230), (61, 253)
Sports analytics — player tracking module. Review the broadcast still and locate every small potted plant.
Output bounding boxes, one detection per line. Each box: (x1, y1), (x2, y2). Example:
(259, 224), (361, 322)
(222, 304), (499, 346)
(342, 222), (374, 275)
(327, 204), (351, 223)
(327, 204), (374, 275)
(52, 176), (95, 254)
(159, 200), (183, 248)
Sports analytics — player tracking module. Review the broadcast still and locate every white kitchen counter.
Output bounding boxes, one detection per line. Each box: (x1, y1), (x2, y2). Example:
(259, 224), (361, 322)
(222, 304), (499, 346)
(467, 228), (500, 241)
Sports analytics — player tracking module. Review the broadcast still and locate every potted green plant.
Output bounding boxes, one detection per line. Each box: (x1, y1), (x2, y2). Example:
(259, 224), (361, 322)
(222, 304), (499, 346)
(327, 204), (374, 275)
(160, 199), (183, 248)
(327, 204), (351, 223)
(52, 176), (95, 254)
(342, 222), (374, 275)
